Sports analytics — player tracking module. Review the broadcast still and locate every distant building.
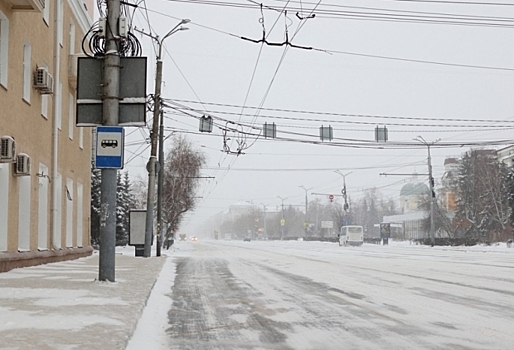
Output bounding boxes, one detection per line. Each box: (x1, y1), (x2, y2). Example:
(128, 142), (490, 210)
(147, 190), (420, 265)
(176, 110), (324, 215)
(439, 157), (459, 212)
(497, 145), (514, 167)
(383, 181), (430, 240)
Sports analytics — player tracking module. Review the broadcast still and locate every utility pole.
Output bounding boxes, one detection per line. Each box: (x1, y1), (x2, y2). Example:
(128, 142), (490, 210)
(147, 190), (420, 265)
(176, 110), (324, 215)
(278, 196), (287, 240)
(140, 20), (190, 258)
(335, 171), (352, 224)
(414, 136), (439, 247)
(156, 109), (164, 256)
(260, 203), (267, 238)
(299, 186), (312, 237)
(99, 0), (120, 281)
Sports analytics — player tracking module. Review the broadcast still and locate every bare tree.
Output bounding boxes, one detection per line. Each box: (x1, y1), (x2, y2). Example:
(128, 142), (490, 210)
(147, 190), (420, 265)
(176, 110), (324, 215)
(162, 135), (206, 243)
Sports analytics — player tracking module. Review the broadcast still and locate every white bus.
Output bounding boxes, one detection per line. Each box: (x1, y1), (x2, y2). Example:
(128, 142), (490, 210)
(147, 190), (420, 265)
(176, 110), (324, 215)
(339, 225), (364, 246)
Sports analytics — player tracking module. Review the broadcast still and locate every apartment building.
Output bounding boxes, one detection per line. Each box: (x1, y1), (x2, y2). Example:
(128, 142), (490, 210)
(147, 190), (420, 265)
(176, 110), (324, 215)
(0, 0), (94, 271)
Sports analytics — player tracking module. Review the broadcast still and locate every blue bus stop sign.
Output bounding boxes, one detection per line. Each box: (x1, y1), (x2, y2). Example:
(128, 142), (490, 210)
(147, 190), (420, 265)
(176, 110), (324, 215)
(95, 126), (124, 169)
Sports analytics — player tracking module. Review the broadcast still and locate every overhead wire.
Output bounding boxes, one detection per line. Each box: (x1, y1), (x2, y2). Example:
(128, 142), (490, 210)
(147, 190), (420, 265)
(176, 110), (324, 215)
(135, 3), (514, 72)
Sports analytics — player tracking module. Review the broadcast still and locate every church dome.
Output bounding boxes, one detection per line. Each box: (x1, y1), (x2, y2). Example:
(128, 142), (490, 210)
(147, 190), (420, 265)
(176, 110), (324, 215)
(400, 182), (429, 197)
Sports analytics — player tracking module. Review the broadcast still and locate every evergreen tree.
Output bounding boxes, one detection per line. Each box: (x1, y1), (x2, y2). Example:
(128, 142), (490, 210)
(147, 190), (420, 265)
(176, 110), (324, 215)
(455, 150), (510, 241)
(90, 168), (101, 246)
(115, 171), (136, 246)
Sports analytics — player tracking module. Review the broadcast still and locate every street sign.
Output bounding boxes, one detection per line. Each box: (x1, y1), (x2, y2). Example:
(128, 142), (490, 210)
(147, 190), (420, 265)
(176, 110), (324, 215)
(280, 219), (285, 226)
(129, 210), (146, 246)
(321, 221), (333, 229)
(95, 126), (124, 168)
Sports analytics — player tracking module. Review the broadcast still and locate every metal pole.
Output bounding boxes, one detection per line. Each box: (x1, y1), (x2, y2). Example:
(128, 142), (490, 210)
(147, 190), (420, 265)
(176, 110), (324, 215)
(141, 20), (189, 258)
(143, 42), (163, 258)
(156, 109), (164, 256)
(278, 196), (286, 240)
(414, 136), (438, 247)
(299, 186), (311, 237)
(428, 144), (435, 247)
(99, 0), (120, 281)
(260, 203), (267, 238)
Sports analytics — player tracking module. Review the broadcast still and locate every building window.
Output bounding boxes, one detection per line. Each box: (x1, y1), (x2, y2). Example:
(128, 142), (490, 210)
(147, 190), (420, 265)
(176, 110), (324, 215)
(76, 182), (83, 247)
(22, 41), (31, 103)
(41, 63), (49, 118)
(69, 22), (75, 54)
(79, 128), (84, 149)
(0, 164), (9, 251)
(41, 95), (48, 118)
(0, 11), (9, 89)
(68, 93), (74, 139)
(43, 0), (50, 26)
(58, 0), (63, 47)
(57, 80), (62, 129)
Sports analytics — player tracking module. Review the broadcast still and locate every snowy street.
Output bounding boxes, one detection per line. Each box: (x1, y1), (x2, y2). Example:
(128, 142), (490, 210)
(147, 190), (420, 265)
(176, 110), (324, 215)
(160, 240), (514, 350)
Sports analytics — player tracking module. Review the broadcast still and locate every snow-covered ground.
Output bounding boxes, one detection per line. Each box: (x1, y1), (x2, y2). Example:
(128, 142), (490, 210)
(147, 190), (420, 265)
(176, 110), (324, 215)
(130, 239), (514, 350)
(0, 247), (165, 350)
(2, 241), (513, 349)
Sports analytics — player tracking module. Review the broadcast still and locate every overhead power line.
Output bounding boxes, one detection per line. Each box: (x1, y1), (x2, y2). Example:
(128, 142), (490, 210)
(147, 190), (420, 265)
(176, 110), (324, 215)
(164, 98), (514, 125)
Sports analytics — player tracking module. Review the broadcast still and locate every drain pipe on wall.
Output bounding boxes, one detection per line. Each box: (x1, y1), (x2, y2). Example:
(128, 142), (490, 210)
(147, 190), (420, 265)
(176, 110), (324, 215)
(50, 0), (62, 251)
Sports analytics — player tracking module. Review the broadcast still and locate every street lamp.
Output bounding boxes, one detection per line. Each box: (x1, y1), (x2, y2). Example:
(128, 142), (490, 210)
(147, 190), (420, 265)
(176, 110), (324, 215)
(414, 136), (439, 247)
(278, 196), (288, 240)
(142, 19), (190, 258)
(299, 186), (312, 237)
(334, 170), (352, 213)
(260, 203), (267, 238)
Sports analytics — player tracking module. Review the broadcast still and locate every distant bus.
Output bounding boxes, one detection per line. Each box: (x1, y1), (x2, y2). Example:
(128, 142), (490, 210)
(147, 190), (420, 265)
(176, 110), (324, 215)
(339, 225), (364, 247)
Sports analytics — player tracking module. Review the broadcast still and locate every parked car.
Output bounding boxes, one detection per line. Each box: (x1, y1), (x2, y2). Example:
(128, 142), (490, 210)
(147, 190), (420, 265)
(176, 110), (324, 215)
(244, 237), (251, 242)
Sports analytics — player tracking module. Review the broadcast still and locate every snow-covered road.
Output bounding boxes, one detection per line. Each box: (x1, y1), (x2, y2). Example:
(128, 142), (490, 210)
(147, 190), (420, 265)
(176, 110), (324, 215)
(161, 240), (514, 349)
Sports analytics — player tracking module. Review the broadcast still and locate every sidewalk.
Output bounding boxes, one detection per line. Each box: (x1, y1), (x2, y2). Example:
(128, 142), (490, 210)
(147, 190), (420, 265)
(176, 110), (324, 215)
(0, 247), (166, 350)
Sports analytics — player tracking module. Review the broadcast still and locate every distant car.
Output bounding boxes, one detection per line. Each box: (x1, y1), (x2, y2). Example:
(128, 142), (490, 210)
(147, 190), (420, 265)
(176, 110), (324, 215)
(244, 237), (251, 242)
(191, 236), (198, 241)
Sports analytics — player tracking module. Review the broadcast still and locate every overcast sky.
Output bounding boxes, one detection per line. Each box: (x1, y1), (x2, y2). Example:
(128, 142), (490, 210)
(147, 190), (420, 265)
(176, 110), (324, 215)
(121, 0), (514, 234)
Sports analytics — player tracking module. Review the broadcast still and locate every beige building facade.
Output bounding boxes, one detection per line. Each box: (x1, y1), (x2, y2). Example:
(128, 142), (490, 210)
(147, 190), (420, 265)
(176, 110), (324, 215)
(0, 0), (94, 271)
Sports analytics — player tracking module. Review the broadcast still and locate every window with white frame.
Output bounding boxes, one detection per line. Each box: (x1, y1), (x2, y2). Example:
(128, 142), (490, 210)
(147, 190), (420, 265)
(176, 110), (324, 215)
(43, 0), (50, 26)
(57, 80), (62, 129)
(22, 41), (31, 102)
(69, 22), (75, 54)
(76, 182), (83, 247)
(68, 93), (74, 139)
(58, 0), (63, 47)
(0, 11), (9, 88)
(41, 63), (49, 118)
(79, 128), (83, 149)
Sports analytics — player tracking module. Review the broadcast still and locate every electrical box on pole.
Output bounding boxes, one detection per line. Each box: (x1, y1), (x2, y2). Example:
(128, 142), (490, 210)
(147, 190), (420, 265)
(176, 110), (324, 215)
(199, 115), (213, 133)
(375, 126), (388, 143)
(263, 122), (276, 139)
(319, 125), (333, 142)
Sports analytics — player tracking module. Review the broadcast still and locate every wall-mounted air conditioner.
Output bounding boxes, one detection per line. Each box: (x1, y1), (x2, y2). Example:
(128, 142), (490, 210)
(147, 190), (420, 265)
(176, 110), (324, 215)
(34, 67), (54, 94)
(0, 136), (16, 163)
(15, 153), (31, 176)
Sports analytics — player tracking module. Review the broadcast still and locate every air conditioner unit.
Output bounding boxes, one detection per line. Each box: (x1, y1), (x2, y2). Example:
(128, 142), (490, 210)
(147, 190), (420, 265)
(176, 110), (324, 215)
(34, 67), (54, 94)
(15, 153), (31, 176)
(0, 136), (16, 163)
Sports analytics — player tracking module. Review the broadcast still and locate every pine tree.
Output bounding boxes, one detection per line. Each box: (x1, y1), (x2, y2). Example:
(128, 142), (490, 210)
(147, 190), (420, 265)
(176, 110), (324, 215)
(90, 168), (102, 246)
(455, 150), (510, 241)
(115, 171), (136, 246)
